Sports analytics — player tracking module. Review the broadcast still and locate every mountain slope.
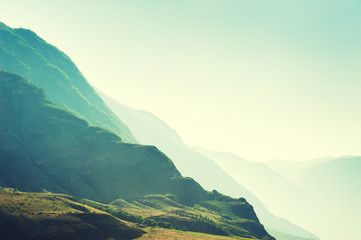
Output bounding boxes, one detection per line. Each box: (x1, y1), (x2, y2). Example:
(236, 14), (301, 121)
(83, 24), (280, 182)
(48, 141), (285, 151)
(0, 70), (273, 240)
(97, 89), (317, 240)
(0, 188), (265, 240)
(0, 188), (144, 240)
(0, 22), (136, 143)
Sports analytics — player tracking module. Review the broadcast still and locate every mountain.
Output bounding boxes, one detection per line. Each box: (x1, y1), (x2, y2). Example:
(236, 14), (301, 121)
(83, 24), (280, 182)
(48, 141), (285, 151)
(296, 156), (361, 240)
(265, 156), (361, 240)
(194, 148), (344, 239)
(0, 70), (273, 240)
(0, 188), (144, 240)
(193, 148), (328, 216)
(97, 89), (318, 240)
(265, 157), (333, 182)
(0, 22), (136, 143)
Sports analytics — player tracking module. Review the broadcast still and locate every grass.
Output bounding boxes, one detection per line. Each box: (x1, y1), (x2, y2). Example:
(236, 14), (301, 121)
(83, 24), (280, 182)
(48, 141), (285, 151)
(136, 227), (260, 240)
(0, 188), (105, 217)
(92, 194), (260, 238)
(0, 188), (261, 240)
(0, 188), (144, 240)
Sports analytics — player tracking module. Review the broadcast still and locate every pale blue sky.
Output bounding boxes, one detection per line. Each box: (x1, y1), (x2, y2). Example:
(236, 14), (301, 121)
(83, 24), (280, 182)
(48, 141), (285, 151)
(1, 0), (361, 161)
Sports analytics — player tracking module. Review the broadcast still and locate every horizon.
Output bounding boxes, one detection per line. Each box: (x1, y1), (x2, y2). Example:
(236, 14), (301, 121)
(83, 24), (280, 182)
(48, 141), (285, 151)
(1, 0), (360, 162)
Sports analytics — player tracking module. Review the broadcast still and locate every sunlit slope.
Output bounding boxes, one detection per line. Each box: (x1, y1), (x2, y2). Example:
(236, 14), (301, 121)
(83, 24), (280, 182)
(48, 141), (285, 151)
(0, 70), (273, 240)
(97, 89), (317, 240)
(85, 191), (268, 239)
(0, 188), (144, 240)
(0, 22), (136, 143)
(0, 188), (261, 240)
(135, 228), (260, 240)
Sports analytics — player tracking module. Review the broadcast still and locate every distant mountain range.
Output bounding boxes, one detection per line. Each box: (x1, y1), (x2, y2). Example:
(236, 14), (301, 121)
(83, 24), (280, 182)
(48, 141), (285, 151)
(97, 89), (318, 240)
(267, 156), (361, 240)
(193, 147), (361, 240)
(265, 157), (333, 182)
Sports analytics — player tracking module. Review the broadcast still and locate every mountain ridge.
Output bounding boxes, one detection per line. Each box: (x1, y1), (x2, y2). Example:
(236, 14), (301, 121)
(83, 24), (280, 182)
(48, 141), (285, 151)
(0, 22), (136, 143)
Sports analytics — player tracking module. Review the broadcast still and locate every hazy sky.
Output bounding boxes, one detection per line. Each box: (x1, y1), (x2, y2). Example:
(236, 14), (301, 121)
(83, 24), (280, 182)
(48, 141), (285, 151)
(1, 0), (361, 161)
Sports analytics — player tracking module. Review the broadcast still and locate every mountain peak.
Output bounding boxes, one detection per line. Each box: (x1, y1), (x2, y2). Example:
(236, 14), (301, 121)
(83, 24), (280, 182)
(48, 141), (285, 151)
(0, 22), (137, 143)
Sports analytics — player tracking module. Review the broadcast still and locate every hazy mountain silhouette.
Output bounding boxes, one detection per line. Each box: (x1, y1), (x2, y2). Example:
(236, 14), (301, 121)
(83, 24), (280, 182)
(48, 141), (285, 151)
(194, 148), (347, 239)
(265, 157), (333, 182)
(265, 156), (361, 239)
(296, 156), (361, 239)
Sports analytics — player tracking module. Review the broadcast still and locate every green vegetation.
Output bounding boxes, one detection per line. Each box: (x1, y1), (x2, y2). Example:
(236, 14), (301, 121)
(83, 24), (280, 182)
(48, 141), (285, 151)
(136, 227), (260, 240)
(0, 188), (144, 240)
(0, 188), (263, 240)
(82, 199), (174, 229)
(86, 193), (271, 239)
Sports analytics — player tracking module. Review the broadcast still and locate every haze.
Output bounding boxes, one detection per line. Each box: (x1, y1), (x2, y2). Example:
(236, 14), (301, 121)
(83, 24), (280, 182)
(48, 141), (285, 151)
(1, 0), (360, 162)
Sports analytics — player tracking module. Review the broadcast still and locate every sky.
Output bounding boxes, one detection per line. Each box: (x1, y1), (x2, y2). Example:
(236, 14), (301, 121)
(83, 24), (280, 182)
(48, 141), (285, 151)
(1, 0), (361, 162)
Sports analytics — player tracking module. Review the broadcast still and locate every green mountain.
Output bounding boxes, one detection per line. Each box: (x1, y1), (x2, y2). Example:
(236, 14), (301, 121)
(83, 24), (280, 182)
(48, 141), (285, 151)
(0, 70), (274, 240)
(0, 22), (136, 143)
(97, 89), (318, 240)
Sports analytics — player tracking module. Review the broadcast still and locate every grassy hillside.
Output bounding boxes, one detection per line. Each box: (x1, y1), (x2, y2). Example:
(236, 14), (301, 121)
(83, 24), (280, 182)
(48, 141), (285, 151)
(83, 191), (266, 239)
(0, 21), (136, 143)
(0, 188), (264, 240)
(0, 70), (274, 240)
(0, 188), (144, 240)
(135, 228), (259, 240)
